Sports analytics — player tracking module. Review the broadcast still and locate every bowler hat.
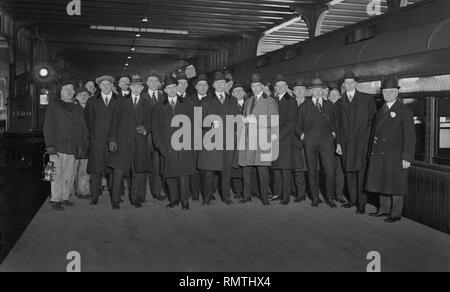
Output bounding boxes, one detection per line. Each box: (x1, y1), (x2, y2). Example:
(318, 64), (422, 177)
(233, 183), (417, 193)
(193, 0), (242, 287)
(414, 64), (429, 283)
(214, 71), (226, 82)
(230, 82), (245, 93)
(381, 77), (400, 90)
(95, 75), (115, 85)
(148, 70), (160, 81)
(274, 74), (288, 84)
(293, 78), (306, 88)
(130, 74), (144, 86)
(164, 76), (179, 88)
(194, 74), (208, 86)
(250, 73), (264, 84)
(309, 78), (327, 89)
(225, 73), (234, 83)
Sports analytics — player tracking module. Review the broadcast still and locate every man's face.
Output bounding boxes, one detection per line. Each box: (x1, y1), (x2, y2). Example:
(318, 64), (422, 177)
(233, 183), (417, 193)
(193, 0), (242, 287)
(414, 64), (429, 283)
(177, 79), (188, 93)
(232, 87), (246, 101)
(196, 81), (209, 96)
(294, 86), (306, 99)
(147, 77), (160, 91)
(85, 81), (96, 94)
(251, 83), (264, 96)
(329, 89), (341, 104)
(130, 84), (144, 96)
(263, 85), (272, 98)
(275, 81), (288, 96)
(119, 77), (130, 91)
(382, 88), (399, 103)
(61, 84), (75, 102)
(225, 80), (234, 94)
(213, 80), (226, 93)
(76, 92), (90, 107)
(165, 84), (178, 97)
(344, 78), (357, 92)
(312, 87), (323, 98)
(322, 88), (330, 100)
(99, 80), (112, 95)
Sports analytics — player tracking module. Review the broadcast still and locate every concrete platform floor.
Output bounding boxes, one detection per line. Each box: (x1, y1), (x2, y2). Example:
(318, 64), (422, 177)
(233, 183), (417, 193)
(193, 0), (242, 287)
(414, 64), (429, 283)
(1, 192), (450, 272)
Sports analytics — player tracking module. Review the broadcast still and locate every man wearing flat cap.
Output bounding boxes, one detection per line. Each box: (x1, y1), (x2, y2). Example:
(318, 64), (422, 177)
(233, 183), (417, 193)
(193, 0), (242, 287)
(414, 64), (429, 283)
(142, 70), (166, 202)
(108, 74), (153, 210)
(296, 78), (337, 208)
(152, 76), (195, 210)
(197, 71), (241, 206)
(85, 75), (119, 206)
(187, 73), (210, 201)
(334, 71), (376, 214)
(366, 78), (415, 223)
(238, 73), (279, 206)
(270, 74), (298, 205)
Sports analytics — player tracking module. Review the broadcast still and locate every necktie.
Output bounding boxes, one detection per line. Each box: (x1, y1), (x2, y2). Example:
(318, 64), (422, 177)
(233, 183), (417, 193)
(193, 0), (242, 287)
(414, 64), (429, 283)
(384, 104), (389, 113)
(316, 99), (322, 112)
(170, 99), (176, 111)
(105, 97), (109, 106)
(219, 94), (225, 104)
(152, 92), (157, 102)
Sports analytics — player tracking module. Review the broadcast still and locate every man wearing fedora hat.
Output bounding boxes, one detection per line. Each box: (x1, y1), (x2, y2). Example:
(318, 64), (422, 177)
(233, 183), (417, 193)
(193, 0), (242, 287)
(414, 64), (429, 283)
(152, 76), (195, 210)
(292, 78), (308, 202)
(188, 73), (210, 201)
(366, 78), (415, 223)
(176, 71), (190, 99)
(238, 73), (279, 206)
(296, 78), (337, 208)
(108, 74), (153, 210)
(270, 74), (298, 205)
(197, 71), (241, 206)
(334, 71), (376, 214)
(85, 75), (119, 206)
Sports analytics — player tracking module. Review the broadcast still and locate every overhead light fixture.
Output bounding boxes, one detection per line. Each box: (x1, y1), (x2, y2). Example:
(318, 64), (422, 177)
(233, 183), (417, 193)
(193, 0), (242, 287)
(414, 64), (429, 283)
(90, 26), (189, 35)
(127, 56), (132, 59)
(136, 33), (141, 37)
(131, 47), (135, 51)
(142, 15), (149, 22)
(38, 67), (49, 78)
(125, 63), (129, 66)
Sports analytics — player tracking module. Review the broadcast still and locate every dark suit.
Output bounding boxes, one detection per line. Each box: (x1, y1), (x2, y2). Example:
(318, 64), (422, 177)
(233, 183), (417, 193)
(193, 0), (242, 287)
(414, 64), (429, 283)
(84, 93), (119, 200)
(335, 90), (376, 207)
(142, 89), (166, 199)
(293, 102), (308, 200)
(108, 95), (152, 204)
(296, 98), (336, 202)
(117, 90), (130, 100)
(366, 100), (416, 218)
(231, 100), (245, 198)
(272, 93), (297, 203)
(197, 93), (241, 202)
(152, 95), (195, 203)
(187, 93), (210, 200)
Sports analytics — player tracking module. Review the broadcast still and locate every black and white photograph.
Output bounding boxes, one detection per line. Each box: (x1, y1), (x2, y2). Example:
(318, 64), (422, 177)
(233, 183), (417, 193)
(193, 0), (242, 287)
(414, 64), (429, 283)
(0, 0), (449, 276)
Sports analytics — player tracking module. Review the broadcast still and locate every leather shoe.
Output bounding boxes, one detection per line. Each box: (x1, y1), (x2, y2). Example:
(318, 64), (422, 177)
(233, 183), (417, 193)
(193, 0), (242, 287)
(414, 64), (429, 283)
(335, 198), (347, 204)
(133, 202), (143, 208)
(280, 200), (290, 205)
(311, 201), (320, 208)
(239, 197), (251, 204)
(262, 199), (270, 206)
(325, 199), (337, 209)
(369, 212), (389, 218)
(112, 203), (120, 210)
(294, 197), (306, 203)
(61, 200), (74, 207)
(154, 195), (164, 201)
(51, 202), (64, 211)
(384, 217), (402, 223)
(181, 200), (190, 210)
(223, 199), (233, 205)
(342, 202), (356, 209)
(357, 206), (366, 215)
(269, 195), (280, 201)
(167, 201), (179, 208)
(90, 199), (98, 206)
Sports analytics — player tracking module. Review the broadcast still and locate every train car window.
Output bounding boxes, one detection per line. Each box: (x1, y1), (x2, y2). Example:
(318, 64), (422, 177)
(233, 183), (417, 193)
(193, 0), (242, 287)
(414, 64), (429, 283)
(402, 98), (426, 161)
(399, 75), (450, 93)
(435, 98), (450, 166)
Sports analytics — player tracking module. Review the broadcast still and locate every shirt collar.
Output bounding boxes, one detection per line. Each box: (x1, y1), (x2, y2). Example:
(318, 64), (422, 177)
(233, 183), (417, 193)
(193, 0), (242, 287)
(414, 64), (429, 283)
(255, 92), (263, 100)
(198, 93), (206, 100)
(278, 92), (287, 100)
(238, 99), (244, 106)
(168, 96), (177, 102)
(386, 100), (396, 109)
(101, 92), (113, 99)
(347, 89), (356, 97)
(177, 91), (186, 97)
(313, 96), (323, 104)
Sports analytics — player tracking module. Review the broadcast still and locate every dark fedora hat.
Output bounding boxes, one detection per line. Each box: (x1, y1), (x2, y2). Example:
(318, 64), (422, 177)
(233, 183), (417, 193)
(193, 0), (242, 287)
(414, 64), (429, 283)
(213, 71), (226, 82)
(274, 74), (288, 84)
(309, 78), (327, 89)
(164, 76), (179, 88)
(148, 70), (160, 81)
(225, 72), (234, 83)
(342, 71), (358, 81)
(176, 70), (188, 81)
(130, 74), (144, 86)
(381, 77), (400, 90)
(250, 73), (264, 84)
(230, 81), (245, 93)
(293, 78), (306, 88)
(194, 73), (208, 86)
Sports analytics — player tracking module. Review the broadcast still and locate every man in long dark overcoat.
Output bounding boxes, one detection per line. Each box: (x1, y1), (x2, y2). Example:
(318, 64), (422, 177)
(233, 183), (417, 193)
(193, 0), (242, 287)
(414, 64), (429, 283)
(335, 71), (377, 214)
(367, 78), (416, 223)
(85, 75), (119, 205)
(108, 75), (152, 210)
(152, 76), (195, 210)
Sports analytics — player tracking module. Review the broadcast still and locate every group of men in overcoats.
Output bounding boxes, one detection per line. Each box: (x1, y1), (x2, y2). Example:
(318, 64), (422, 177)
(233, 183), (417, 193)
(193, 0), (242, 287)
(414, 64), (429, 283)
(43, 69), (416, 223)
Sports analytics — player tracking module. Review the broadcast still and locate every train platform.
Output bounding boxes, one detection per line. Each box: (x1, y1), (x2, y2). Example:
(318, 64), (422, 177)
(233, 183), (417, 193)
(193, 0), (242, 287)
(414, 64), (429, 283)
(1, 189), (449, 272)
